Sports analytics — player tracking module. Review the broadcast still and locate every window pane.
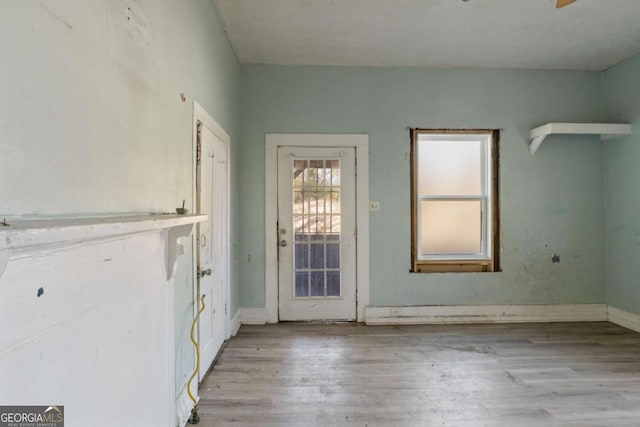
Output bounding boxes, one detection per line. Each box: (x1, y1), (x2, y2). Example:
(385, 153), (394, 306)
(308, 193), (321, 214)
(293, 160), (306, 187)
(418, 138), (482, 196)
(326, 272), (340, 296)
(310, 272), (325, 296)
(313, 215), (325, 238)
(310, 244), (324, 269)
(294, 214), (308, 241)
(421, 200), (482, 255)
(309, 213), (318, 235)
(326, 243), (340, 268)
(293, 190), (306, 213)
(327, 159), (340, 186)
(295, 272), (309, 297)
(330, 190), (340, 214)
(295, 243), (308, 269)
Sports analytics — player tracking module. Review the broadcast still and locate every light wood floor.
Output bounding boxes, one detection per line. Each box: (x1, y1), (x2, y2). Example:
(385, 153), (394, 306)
(197, 322), (640, 426)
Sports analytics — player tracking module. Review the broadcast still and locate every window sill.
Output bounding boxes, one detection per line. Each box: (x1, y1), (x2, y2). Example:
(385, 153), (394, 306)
(412, 261), (496, 273)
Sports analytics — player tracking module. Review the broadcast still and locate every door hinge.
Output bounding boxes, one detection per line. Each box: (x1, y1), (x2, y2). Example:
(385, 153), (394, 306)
(196, 121), (203, 165)
(225, 304), (228, 315)
(199, 268), (212, 278)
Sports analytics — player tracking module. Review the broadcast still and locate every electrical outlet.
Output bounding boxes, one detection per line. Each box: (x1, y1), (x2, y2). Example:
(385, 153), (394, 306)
(370, 201), (381, 212)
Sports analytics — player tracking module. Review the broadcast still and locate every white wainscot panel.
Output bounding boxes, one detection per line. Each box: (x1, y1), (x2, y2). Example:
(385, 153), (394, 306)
(0, 215), (205, 427)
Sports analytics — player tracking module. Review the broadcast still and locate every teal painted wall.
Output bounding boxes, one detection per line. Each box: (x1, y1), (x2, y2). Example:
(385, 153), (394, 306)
(603, 54), (640, 316)
(0, 0), (240, 401)
(239, 65), (606, 308)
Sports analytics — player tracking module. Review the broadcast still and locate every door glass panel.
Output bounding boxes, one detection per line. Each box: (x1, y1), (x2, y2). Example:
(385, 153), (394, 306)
(310, 272), (325, 296)
(326, 243), (340, 268)
(293, 160), (306, 186)
(326, 272), (340, 296)
(295, 243), (309, 269)
(330, 190), (341, 214)
(293, 159), (342, 298)
(310, 244), (324, 269)
(295, 272), (309, 297)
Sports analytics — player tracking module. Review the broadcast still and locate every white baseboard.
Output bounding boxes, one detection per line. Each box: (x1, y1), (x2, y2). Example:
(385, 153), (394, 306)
(237, 307), (270, 325)
(231, 304), (640, 332)
(230, 309), (242, 337)
(365, 304), (608, 325)
(175, 385), (197, 427)
(608, 306), (640, 333)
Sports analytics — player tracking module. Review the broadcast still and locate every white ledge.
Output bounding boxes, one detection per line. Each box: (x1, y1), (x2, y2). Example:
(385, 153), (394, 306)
(0, 214), (207, 280)
(529, 122), (631, 155)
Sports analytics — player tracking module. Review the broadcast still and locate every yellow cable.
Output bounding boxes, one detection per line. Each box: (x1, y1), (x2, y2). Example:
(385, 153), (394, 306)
(187, 294), (206, 406)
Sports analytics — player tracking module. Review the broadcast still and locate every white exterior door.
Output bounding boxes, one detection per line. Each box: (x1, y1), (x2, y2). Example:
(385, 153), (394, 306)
(197, 123), (228, 378)
(277, 146), (357, 321)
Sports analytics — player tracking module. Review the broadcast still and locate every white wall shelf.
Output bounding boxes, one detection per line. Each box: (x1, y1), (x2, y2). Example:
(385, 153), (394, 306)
(529, 123), (632, 155)
(0, 213), (207, 280)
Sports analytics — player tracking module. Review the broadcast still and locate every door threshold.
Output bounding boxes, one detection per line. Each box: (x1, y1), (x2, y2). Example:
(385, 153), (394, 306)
(279, 320), (358, 324)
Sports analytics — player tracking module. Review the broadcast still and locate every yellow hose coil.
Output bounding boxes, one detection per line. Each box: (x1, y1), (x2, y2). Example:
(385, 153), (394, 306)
(187, 294), (206, 406)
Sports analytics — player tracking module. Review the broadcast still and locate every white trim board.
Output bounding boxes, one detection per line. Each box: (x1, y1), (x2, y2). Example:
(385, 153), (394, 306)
(608, 306), (640, 333)
(193, 100), (232, 341)
(175, 385), (198, 427)
(230, 309), (242, 337)
(237, 307), (270, 325)
(265, 134), (370, 323)
(0, 214), (205, 282)
(365, 304), (608, 325)
(228, 308), (272, 336)
(229, 304), (640, 333)
(188, 100), (232, 421)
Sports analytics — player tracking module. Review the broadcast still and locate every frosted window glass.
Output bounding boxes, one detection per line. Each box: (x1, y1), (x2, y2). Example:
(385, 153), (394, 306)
(421, 200), (481, 254)
(418, 139), (482, 196)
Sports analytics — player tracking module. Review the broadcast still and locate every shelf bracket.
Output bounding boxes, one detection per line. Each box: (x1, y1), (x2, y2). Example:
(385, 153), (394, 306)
(530, 135), (546, 156)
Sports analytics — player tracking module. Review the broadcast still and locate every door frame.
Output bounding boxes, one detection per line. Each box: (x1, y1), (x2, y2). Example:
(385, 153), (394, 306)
(192, 100), (232, 363)
(265, 134), (370, 322)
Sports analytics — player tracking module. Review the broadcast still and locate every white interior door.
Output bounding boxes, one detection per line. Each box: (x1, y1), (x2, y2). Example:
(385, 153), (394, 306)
(277, 146), (357, 321)
(197, 123), (228, 379)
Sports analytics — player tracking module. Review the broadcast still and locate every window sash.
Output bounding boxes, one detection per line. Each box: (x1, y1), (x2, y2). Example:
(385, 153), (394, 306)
(417, 196), (489, 260)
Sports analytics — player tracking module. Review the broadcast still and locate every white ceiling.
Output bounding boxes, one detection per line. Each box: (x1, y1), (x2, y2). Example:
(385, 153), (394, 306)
(213, 0), (640, 71)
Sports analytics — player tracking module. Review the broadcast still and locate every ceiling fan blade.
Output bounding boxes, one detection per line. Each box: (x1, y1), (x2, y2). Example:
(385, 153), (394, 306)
(557, 0), (577, 8)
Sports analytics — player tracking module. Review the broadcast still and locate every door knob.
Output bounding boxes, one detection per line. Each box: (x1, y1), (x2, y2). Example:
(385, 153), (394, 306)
(279, 240), (287, 247)
(199, 268), (212, 277)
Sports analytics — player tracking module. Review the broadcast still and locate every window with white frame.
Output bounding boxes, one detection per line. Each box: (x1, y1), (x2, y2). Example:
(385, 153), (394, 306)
(411, 129), (499, 273)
